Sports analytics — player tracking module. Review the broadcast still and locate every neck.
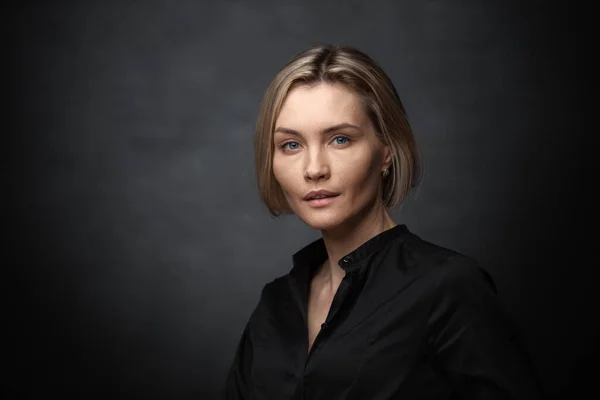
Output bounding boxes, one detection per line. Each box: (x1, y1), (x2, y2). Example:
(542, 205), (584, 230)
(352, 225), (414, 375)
(318, 201), (397, 289)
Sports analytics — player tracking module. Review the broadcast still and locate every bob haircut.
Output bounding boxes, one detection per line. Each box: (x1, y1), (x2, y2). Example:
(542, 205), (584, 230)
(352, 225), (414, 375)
(254, 44), (422, 216)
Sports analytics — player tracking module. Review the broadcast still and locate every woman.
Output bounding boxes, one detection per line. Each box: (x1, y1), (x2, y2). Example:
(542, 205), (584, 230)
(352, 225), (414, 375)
(225, 44), (541, 399)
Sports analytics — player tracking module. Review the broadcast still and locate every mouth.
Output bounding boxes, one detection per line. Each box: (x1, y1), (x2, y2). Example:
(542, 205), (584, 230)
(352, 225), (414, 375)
(303, 190), (340, 207)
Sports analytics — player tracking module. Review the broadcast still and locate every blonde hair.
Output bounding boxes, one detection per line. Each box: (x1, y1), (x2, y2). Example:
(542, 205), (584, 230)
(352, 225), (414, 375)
(254, 44), (422, 216)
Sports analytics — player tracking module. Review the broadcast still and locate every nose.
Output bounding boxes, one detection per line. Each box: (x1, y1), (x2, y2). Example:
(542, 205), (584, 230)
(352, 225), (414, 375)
(304, 148), (330, 181)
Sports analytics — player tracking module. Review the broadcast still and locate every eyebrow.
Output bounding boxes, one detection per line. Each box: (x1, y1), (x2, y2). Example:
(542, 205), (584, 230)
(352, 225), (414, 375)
(273, 123), (361, 136)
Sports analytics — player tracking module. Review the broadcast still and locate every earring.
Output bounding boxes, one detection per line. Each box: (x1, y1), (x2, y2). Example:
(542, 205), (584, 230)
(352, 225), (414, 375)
(382, 168), (389, 178)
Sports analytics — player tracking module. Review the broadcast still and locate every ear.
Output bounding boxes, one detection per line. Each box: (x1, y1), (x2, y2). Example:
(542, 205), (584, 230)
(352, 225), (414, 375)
(382, 144), (393, 172)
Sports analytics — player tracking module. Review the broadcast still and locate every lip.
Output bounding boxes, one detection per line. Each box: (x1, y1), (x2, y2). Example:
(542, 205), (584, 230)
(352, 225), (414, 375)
(306, 196), (338, 207)
(303, 190), (340, 201)
(303, 190), (340, 208)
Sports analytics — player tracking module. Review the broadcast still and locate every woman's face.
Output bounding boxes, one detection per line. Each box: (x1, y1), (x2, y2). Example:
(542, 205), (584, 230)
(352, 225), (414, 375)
(272, 82), (391, 231)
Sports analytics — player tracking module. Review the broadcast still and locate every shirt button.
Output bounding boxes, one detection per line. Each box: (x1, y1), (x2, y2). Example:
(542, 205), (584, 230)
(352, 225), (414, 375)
(321, 322), (328, 330)
(342, 256), (351, 263)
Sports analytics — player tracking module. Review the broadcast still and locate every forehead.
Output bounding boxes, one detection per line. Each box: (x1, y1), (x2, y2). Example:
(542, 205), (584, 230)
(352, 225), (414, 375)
(275, 83), (368, 129)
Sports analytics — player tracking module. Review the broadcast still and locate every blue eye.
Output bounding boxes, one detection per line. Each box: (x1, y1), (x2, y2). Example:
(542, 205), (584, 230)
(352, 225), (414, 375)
(333, 136), (349, 145)
(282, 141), (300, 150)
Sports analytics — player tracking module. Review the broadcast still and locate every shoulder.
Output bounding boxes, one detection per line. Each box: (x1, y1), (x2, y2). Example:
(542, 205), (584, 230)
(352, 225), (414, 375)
(245, 274), (292, 325)
(395, 234), (514, 340)
(399, 234), (508, 334)
(257, 274), (290, 303)
(399, 230), (498, 295)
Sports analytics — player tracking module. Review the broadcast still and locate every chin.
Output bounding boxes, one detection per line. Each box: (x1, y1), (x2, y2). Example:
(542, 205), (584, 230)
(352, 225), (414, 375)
(295, 209), (349, 231)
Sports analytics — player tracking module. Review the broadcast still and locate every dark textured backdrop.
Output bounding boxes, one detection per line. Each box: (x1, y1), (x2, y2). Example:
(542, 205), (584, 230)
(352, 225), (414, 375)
(6, 0), (593, 399)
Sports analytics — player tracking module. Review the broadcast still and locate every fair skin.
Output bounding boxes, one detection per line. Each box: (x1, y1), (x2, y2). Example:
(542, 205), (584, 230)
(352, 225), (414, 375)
(272, 82), (397, 352)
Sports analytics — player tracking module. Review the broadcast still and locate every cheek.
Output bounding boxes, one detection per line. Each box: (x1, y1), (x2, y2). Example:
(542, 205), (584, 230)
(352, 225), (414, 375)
(272, 156), (298, 194)
(335, 152), (381, 195)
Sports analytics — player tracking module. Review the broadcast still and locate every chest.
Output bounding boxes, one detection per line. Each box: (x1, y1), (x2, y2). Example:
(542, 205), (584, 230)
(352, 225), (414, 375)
(307, 288), (335, 353)
(249, 281), (437, 399)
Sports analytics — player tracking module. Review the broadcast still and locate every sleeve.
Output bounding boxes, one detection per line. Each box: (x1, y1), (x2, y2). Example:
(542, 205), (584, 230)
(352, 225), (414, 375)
(427, 256), (544, 399)
(224, 322), (254, 400)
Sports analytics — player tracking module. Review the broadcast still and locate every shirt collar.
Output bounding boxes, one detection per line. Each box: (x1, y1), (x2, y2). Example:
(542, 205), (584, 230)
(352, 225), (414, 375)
(290, 224), (409, 278)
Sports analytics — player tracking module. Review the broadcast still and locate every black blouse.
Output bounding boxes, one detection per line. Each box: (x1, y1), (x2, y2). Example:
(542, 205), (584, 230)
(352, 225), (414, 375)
(224, 225), (542, 399)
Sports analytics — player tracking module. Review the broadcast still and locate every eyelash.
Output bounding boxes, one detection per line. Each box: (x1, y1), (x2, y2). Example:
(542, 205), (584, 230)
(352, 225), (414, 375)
(279, 135), (351, 151)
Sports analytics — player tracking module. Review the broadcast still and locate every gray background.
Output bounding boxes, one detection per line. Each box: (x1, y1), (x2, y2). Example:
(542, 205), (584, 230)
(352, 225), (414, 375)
(6, 0), (593, 399)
